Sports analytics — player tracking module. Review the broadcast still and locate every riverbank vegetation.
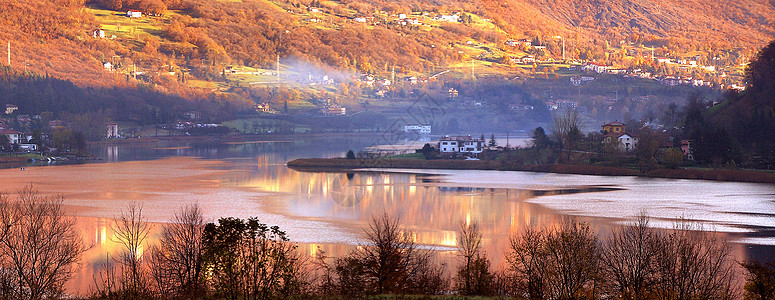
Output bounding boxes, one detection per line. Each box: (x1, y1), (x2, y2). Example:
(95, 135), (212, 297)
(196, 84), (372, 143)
(287, 158), (775, 184)
(2, 186), (774, 299)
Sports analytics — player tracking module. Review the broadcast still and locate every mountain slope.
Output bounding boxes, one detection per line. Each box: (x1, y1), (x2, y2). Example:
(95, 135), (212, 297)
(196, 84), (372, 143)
(0, 0), (773, 91)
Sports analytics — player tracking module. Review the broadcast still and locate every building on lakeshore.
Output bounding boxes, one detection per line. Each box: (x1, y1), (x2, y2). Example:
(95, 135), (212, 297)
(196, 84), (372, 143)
(604, 132), (638, 151)
(106, 123), (119, 139)
(438, 135), (484, 157)
(404, 125), (431, 134)
(1, 129), (21, 144)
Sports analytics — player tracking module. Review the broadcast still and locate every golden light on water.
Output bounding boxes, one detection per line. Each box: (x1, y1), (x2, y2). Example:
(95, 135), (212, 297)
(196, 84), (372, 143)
(0, 156), (763, 296)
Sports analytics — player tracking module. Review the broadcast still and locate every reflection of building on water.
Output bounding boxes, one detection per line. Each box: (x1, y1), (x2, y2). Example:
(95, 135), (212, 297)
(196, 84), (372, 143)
(438, 186), (487, 193)
(106, 146), (119, 162)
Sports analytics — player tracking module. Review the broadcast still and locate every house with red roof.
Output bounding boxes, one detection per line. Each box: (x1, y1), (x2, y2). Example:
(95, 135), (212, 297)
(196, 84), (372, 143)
(1, 129), (21, 144)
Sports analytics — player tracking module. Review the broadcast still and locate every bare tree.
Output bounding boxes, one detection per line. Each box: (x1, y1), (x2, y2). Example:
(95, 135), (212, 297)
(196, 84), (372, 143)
(508, 221), (600, 300)
(544, 221), (601, 299)
(650, 221), (738, 299)
(552, 109), (582, 162)
(0, 185), (85, 299)
(111, 203), (153, 297)
(601, 213), (656, 299)
(148, 204), (205, 297)
(456, 221), (495, 296)
(334, 214), (446, 295)
(507, 226), (548, 300)
(358, 214), (419, 294)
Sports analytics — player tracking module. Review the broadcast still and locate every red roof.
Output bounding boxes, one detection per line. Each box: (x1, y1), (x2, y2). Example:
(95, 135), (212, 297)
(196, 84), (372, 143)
(603, 121), (624, 127)
(0, 129), (21, 135)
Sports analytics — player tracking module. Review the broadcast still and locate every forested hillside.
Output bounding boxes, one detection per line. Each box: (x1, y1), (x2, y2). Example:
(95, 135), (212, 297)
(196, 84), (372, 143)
(1, 0), (773, 89)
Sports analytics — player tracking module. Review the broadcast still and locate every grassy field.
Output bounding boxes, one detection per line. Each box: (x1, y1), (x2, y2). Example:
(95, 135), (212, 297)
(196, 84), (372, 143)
(383, 153), (425, 159)
(88, 7), (170, 41)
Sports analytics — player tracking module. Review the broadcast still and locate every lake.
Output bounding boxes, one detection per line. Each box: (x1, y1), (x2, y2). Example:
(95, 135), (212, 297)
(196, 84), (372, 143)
(1, 134), (773, 296)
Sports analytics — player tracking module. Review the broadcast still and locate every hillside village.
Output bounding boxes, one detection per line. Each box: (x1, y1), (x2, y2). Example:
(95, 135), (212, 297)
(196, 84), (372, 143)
(1, 0), (773, 170)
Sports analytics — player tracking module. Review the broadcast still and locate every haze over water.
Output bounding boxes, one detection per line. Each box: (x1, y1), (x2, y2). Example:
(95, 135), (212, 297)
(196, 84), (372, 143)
(2, 135), (774, 295)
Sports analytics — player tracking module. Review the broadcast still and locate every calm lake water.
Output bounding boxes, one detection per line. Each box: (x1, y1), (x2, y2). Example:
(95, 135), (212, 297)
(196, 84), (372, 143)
(2, 134), (774, 295)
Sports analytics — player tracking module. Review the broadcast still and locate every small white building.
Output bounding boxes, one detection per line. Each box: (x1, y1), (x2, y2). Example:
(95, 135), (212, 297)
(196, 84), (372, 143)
(126, 10), (142, 18)
(103, 62), (113, 71)
(1, 129), (21, 144)
(323, 106), (346, 115)
(106, 123), (119, 139)
(438, 135), (484, 156)
(404, 125), (431, 134)
(604, 132), (638, 151)
(93, 28), (105, 38)
(436, 14), (460, 22)
(183, 111), (201, 120)
(5, 104), (18, 115)
(19, 144), (37, 152)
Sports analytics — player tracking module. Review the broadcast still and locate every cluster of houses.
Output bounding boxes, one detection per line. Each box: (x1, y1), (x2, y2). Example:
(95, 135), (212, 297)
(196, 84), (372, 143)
(426, 121), (692, 160)
(0, 109), (40, 152)
(601, 121), (694, 159)
(575, 61), (718, 88)
(0, 129), (38, 152)
(312, 98), (346, 115)
(174, 122), (222, 131)
(601, 121), (638, 152)
(322, 105), (346, 115)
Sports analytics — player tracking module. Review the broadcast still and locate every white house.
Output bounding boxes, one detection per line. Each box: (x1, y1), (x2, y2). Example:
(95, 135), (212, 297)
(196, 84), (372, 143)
(106, 123), (119, 139)
(126, 10), (142, 18)
(583, 62), (611, 73)
(103, 62), (113, 71)
(404, 125), (431, 134)
(436, 14), (460, 22)
(19, 144), (37, 152)
(183, 111), (201, 120)
(1, 129), (21, 144)
(604, 132), (638, 151)
(93, 28), (105, 38)
(438, 135), (484, 156)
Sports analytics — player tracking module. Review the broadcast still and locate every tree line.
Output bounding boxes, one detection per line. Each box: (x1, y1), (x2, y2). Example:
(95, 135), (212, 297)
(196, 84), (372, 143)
(0, 66), (252, 139)
(2, 185), (774, 299)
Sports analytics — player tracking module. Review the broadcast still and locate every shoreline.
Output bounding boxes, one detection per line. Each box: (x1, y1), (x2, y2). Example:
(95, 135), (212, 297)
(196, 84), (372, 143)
(287, 158), (775, 184)
(87, 131), (384, 145)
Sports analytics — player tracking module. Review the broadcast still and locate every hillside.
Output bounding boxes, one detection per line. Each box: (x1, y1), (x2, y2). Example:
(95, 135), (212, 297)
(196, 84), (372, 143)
(490, 0), (775, 46)
(1, 0), (773, 84)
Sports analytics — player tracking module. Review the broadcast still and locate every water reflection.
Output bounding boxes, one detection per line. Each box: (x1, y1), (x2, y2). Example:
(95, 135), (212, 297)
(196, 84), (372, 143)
(0, 136), (773, 295)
